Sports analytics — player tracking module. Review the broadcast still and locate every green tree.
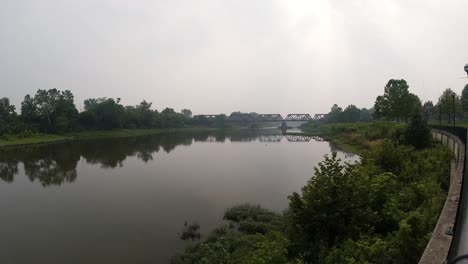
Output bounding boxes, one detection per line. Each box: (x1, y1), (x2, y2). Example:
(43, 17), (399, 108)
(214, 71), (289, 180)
(0, 97), (16, 121)
(403, 93), (422, 122)
(326, 104), (343, 123)
(20, 89), (78, 132)
(0, 97), (20, 135)
(288, 154), (375, 262)
(359, 108), (373, 122)
(181, 109), (192, 118)
(373, 95), (389, 120)
(422, 101), (434, 120)
(342, 105), (360, 122)
(123, 100), (155, 128)
(436, 88), (462, 124)
(461, 84), (468, 112)
(374, 79), (420, 122)
(161, 107), (185, 128)
(215, 114), (227, 128)
(405, 112), (431, 149)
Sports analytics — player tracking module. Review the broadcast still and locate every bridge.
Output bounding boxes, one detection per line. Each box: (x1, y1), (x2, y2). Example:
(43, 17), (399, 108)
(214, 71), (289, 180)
(259, 135), (325, 142)
(197, 113), (328, 122)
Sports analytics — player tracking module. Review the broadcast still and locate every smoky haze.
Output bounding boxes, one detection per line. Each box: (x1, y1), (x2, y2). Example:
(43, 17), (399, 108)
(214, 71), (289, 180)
(1, 0), (467, 115)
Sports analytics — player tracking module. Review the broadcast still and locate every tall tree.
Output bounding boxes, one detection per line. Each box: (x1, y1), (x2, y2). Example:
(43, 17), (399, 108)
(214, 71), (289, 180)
(436, 88), (462, 123)
(405, 112), (431, 149)
(342, 105), (360, 123)
(326, 104), (343, 123)
(0, 97), (16, 121)
(359, 108), (373, 122)
(21, 89), (78, 132)
(422, 101), (434, 120)
(461, 84), (468, 113)
(373, 79), (420, 122)
(181, 109), (192, 118)
(373, 95), (389, 120)
(0, 97), (18, 135)
(385, 79), (410, 121)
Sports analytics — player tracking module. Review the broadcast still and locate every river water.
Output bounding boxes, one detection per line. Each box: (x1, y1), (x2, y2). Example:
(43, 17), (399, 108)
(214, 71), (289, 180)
(0, 130), (356, 263)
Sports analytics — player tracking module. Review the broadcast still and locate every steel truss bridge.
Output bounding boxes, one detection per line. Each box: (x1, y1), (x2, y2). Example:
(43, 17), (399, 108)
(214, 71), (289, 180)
(259, 135), (325, 142)
(197, 113), (328, 122)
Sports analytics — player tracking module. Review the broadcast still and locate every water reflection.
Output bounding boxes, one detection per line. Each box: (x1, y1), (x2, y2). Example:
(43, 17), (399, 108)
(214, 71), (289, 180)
(328, 141), (357, 159)
(0, 160), (18, 183)
(0, 130), (332, 186)
(0, 129), (358, 264)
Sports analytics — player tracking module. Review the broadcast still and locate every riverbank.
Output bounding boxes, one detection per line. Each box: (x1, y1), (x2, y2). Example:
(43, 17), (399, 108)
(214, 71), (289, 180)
(0, 127), (219, 148)
(293, 122), (405, 154)
(174, 121), (452, 263)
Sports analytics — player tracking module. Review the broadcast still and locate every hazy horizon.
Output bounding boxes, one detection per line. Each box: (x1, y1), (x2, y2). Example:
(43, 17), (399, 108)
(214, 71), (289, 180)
(1, 0), (468, 115)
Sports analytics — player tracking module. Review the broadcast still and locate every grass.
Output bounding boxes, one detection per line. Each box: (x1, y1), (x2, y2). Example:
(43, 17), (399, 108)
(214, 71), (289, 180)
(453, 121), (468, 127)
(0, 127), (219, 148)
(298, 121), (405, 154)
(0, 134), (69, 148)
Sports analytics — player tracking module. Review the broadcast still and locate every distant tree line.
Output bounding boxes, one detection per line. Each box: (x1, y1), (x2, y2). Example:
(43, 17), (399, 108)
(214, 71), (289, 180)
(325, 104), (373, 123)
(374, 79), (468, 125)
(421, 86), (467, 124)
(0, 89), (227, 137)
(304, 79), (468, 127)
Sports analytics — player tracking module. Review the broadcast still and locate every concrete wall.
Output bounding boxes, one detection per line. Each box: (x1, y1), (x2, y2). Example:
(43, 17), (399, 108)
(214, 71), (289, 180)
(419, 130), (465, 264)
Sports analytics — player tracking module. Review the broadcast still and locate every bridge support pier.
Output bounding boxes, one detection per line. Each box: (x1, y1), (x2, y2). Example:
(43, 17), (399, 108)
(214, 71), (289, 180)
(281, 121), (288, 134)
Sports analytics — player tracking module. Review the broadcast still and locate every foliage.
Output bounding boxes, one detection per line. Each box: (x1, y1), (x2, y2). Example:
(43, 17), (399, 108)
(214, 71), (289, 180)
(404, 112), (431, 149)
(20, 89), (78, 133)
(301, 104), (373, 131)
(435, 88), (463, 123)
(0, 97), (24, 136)
(181, 109), (193, 118)
(373, 79), (421, 122)
(171, 204), (298, 264)
(1, 89), (229, 139)
(325, 104), (373, 123)
(175, 121), (451, 264)
(0, 97), (16, 121)
(461, 84), (468, 112)
(224, 204), (283, 235)
(318, 122), (405, 150)
(181, 222), (201, 241)
(422, 101), (434, 120)
(287, 133), (449, 263)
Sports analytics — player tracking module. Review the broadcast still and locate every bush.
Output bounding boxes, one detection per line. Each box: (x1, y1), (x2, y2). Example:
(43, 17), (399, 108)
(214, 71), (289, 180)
(404, 113), (431, 149)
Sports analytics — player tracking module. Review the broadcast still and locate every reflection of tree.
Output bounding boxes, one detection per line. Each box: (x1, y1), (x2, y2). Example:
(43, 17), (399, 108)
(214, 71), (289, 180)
(0, 130), (295, 186)
(79, 132), (200, 167)
(23, 142), (80, 186)
(0, 142), (80, 186)
(24, 158), (77, 186)
(328, 142), (356, 159)
(0, 160), (19, 182)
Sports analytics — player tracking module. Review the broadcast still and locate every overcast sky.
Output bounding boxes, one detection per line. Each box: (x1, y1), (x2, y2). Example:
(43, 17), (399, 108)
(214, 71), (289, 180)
(1, 0), (467, 115)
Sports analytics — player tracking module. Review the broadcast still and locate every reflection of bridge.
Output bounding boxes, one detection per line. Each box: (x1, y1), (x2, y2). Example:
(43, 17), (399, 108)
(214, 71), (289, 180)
(198, 113), (327, 122)
(259, 135), (325, 142)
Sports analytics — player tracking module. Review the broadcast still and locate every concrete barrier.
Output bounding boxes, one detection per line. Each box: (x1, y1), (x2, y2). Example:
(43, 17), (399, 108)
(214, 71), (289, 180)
(419, 130), (465, 264)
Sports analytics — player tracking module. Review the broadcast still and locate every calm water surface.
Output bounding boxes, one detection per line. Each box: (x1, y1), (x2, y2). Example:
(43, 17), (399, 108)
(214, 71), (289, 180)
(0, 130), (355, 264)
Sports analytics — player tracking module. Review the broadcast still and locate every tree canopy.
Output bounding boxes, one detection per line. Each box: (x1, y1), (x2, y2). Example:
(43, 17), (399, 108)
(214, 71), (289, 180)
(373, 79), (421, 122)
(1, 88), (227, 137)
(435, 88), (463, 123)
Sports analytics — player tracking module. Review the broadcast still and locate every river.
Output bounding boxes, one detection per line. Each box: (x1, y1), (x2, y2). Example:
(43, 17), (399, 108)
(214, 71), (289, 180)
(0, 129), (356, 263)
